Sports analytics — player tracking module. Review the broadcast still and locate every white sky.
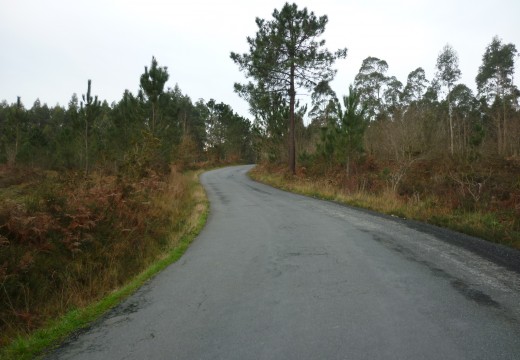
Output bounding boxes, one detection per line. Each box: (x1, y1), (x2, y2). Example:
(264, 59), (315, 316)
(1, 0), (519, 120)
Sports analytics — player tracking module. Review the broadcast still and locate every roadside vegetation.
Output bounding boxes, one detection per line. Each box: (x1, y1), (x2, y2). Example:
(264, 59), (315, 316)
(0, 167), (208, 360)
(234, 4), (520, 250)
(250, 160), (520, 250)
(1, 1), (519, 356)
(0, 56), (253, 356)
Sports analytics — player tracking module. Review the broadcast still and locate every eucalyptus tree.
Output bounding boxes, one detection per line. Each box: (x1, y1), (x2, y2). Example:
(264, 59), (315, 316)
(476, 36), (518, 155)
(423, 79), (441, 104)
(309, 80), (337, 126)
(140, 56), (169, 135)
(231, 2), (347, 174)
(449, 84), (483, 155)
(436, 44), (461, 155)
(354, 56), (389, 120)
(402, 67), (428, 105)
(383, 76), (403, 116)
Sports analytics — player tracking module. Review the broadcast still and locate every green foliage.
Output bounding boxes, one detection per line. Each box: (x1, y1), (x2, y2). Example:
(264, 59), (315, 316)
(0, 97), (26, 165)
(476, 36), (518, 102)
(235, 82), (289, 163)
(318, 86), (368, 171)
(140, 57), (169, 135)
(297, 150), (314, 168)
(0, 56), (254, 171)
(354, 57), (389, 120)
(231, 3), (347, 94)
(383, 76), (403, 114)
(449, 84), (485, 156)
(205, 100), (253, 163)
(475, 36), (518, 156)
(231, 2), (347, 173)
(402, 67), (428, 105)
(436, 44), (462, 154)
(119, 130), (162, 180)
(173, 134), (200, 170)
(140, 57), (169, 104)
(80, 80), (101, 175)
(436, 44), (462, 91)
(336, 86), (369, 156)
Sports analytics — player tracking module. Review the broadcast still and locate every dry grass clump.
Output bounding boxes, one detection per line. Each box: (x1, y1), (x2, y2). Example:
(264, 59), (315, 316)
(0, 165), (197, 346)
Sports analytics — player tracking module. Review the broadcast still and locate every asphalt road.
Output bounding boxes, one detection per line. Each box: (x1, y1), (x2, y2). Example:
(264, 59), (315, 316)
(47, 165), (520, 360)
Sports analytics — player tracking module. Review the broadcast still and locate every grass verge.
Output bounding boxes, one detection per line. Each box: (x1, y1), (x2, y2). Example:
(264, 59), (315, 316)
(249, 166), (520, 250)
(0, 170), (209, 360)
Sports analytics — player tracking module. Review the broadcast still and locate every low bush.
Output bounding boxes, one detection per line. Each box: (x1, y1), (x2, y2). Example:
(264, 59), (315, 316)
(0, 165), (198, 347)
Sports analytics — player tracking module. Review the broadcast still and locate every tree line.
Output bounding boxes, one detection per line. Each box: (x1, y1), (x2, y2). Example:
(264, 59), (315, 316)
(2, 2), (519, 178)
(0, 57), (255, 174)
(232, 3), (519, 174)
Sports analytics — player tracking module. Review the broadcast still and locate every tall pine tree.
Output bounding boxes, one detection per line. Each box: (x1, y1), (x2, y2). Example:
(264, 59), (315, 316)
(231, 2), (347, 174)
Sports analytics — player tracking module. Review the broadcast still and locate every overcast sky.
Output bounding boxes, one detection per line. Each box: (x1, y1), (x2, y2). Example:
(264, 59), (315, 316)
(1, 0), (519, 120)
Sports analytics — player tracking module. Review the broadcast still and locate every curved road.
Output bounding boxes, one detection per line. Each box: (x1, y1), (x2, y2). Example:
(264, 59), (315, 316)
(48, 165), (520, 359)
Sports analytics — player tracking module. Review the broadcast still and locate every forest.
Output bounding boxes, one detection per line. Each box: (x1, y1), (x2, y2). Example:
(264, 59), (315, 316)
(1, 1), (519, 357)
(0, 57), (254, 170)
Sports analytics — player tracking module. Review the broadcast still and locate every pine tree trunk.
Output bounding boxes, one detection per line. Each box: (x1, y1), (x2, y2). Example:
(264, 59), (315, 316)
(496, 114), (502, 156)
(289, 65), (296, 175)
